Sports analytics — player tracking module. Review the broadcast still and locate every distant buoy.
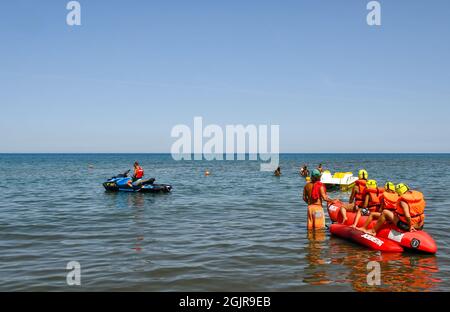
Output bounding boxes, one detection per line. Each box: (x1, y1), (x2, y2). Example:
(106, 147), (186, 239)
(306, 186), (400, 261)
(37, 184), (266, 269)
(205, 170), (210, 176)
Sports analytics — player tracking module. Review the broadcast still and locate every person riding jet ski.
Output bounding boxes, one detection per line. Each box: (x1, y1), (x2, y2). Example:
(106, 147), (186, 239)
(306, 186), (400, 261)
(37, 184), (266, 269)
(103, 163), (170, 193)
(133, 162), (144, 180)
(129, 161), (145, 187)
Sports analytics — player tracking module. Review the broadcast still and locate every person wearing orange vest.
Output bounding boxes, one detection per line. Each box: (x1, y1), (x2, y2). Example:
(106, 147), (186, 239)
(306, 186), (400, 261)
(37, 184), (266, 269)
(339, 169), (368, 224)
(350, 169), (369, 206)
(358, 182), (398, 232)
(303, 169), (336, 230)
(132, 161), (145, 181)
(127, 161), (145, 188)
(367, 183), (426, 235)
(351, 179), (383, 228)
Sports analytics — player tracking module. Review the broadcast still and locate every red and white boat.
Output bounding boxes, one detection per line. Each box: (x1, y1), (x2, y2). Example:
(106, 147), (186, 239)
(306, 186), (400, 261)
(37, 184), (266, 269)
(327, 201), (437, 254)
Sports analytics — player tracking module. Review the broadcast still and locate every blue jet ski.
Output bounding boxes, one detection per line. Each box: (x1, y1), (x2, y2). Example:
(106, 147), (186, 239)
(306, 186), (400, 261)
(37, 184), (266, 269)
(103, 170), (172, 193)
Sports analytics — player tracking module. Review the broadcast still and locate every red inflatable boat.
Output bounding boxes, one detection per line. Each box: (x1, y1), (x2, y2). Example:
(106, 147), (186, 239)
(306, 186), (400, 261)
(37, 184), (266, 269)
(327, 201), (437, 254)
(330, 224), (404, 252)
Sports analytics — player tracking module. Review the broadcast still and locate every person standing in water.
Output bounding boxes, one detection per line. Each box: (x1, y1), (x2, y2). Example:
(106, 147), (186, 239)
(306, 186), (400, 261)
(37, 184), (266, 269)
(303, 169), (335, 230)
(300, 165), (309, 177)
(274, 166), (281, 176)
(317, 164), (323, 173)
(303, 176), (313, 203)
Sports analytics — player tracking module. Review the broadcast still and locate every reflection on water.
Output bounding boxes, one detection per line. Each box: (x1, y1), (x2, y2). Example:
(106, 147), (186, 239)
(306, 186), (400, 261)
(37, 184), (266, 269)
(323, 237), (441, 292)
(304, 230), (333, 286)
(130, 194), (145, 253)
(302, 232), (441, 291)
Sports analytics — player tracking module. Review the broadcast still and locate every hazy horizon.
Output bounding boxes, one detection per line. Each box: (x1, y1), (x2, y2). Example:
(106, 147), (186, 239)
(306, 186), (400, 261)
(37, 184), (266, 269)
(1, 152), (449, 155)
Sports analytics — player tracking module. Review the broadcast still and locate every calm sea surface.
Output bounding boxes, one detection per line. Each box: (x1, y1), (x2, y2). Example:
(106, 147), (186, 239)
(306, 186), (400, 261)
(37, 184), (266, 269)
(0, 154), (449, 291)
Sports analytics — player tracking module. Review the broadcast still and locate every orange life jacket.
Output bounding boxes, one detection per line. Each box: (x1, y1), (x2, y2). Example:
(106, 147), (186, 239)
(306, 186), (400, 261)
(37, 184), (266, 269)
(381, 191), (399, 211)
(364, 187), (383, 211)
(395, 191), (426, 226)
(134, 166), (144, 179)
(354, 179), (367, 206)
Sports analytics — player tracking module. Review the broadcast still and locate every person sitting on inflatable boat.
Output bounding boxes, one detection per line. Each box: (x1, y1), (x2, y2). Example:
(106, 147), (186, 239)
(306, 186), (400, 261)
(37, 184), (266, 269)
(350, 179), (383, 228)
(303, 169), (336, 230)
(366, 183), (426, 235)
(357, 181), (398, 232)
(339, 169), (369, 224)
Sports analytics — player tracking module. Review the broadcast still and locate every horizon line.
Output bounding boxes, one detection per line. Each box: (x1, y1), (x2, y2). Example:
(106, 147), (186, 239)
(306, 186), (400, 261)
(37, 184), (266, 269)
(1, 152), (450, 155)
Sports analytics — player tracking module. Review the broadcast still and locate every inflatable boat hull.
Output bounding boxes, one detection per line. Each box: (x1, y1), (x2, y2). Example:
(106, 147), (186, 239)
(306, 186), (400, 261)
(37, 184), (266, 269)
(330, 224), (404, 253)
(327, 201), (437, 254)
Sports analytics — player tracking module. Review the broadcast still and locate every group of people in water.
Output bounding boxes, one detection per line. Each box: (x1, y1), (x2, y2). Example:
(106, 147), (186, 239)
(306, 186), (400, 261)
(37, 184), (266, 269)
(275, 163), (323, 178)
(132, 160), (426, 236)
(299, 164), (323, 178)
(302, 168), (426, 236)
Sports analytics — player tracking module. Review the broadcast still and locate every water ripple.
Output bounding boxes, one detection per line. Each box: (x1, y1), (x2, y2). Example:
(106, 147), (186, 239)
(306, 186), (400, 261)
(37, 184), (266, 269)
(0, 153), (449, 291)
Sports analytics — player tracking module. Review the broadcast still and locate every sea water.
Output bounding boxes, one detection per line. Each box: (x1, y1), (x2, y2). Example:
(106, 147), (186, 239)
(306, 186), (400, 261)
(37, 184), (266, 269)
(0, 153), (448, 291)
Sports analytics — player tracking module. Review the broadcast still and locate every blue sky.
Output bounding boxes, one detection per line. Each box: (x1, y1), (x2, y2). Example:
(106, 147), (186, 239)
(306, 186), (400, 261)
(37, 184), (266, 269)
(0, 0), (449, 153)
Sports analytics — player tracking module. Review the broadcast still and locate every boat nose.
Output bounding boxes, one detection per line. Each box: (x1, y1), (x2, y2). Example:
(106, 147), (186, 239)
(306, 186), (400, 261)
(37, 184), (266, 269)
(414, 235), (438, 254)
